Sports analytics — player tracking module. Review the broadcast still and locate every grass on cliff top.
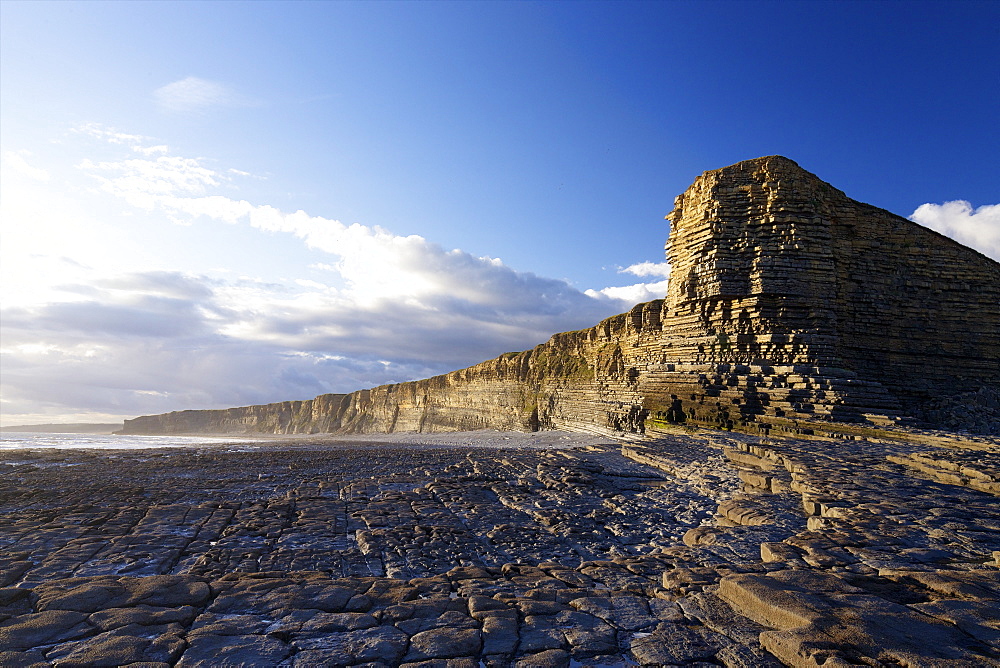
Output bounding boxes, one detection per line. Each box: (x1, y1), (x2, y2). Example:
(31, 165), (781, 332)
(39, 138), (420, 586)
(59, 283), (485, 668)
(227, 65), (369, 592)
(530, 347), (594, 381)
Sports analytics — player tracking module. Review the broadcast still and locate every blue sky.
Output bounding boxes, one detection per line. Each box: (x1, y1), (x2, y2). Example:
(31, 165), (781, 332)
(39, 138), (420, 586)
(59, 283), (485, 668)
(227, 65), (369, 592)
(1, 1), (997, 425)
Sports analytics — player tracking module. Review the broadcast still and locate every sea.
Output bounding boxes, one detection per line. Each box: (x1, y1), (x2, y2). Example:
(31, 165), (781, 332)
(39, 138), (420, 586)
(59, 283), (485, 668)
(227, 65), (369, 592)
(0, 432), (260, 450)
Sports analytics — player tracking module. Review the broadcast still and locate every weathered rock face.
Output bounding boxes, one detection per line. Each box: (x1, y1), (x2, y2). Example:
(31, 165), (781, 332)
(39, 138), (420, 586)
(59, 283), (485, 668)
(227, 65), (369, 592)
(649, 156), (1000, 431)
(120, 156), (1000, 437)
(123, 395), (353, 435)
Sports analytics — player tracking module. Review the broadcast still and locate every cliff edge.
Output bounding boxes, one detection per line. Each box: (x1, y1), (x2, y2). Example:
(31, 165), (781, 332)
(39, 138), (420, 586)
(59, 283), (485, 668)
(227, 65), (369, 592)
(120, 156), (1000, 437)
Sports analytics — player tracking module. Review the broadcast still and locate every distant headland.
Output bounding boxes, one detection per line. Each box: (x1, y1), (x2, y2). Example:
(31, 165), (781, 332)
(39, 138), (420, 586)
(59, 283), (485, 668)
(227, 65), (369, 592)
(1, 423), (123, 434)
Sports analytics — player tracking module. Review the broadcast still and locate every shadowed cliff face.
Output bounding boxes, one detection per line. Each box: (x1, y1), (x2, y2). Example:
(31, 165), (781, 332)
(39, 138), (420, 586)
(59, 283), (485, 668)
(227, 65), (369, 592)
(121, 156), (1000, 437)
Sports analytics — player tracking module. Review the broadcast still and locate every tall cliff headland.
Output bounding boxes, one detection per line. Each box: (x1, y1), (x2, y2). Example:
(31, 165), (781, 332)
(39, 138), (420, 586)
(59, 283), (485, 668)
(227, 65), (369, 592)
(121, 156), (1000, 438)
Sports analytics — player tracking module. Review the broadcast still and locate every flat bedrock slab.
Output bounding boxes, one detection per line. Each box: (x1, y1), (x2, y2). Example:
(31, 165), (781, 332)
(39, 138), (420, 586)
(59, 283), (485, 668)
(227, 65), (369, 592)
(177, 634), (291, 668)
(1, 430), (998, 667)
(719, 563), (1000, 666)
(35, 575), (210, 612)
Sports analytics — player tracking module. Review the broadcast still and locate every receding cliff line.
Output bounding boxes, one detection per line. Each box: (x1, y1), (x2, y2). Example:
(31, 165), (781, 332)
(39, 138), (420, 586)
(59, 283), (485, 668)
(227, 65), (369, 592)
(121, 395), (351, 435)
(120, 156), (1000, 438)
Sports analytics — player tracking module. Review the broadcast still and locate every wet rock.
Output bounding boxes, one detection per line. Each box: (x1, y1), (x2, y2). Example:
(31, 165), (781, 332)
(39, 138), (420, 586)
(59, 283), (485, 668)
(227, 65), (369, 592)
(177, 634), (291, 667)
(568, 594), (655, 632)
(292, 625), (409, 665)
(35, 575), (209, 612)
(518, 615), (567, 653)
(208, 578), (354, 616)
(298, 611), (379, 632)
(514, 648), (570, 667)
(396, 610), (478, 636)
(45, 623), (185, 666)
(556, 610), (617, 656)
(187, 613), (275, 636)
(628, 623), (719, 664)
(515, 599), (564, 616)
(401, 660), (479, 668)
(89, 604), (198, 631)
(403, 627), (482, 661)
(480, 611), (518, 656)
(0, 610), (91, 650)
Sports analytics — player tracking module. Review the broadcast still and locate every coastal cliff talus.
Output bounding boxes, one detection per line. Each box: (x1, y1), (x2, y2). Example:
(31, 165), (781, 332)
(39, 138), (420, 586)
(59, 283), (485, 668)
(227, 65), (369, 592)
(120, 156), (1000, 437)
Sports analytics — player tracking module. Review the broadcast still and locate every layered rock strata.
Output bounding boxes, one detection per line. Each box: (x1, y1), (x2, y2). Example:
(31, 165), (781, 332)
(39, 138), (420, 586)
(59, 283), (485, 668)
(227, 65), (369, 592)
(121, 156), (1000, 438)
(124, 395), (352, 435)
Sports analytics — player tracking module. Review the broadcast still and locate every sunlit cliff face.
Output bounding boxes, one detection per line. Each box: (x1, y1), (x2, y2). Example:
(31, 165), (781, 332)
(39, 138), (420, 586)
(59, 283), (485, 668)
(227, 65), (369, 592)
(664, 156), (843, 313)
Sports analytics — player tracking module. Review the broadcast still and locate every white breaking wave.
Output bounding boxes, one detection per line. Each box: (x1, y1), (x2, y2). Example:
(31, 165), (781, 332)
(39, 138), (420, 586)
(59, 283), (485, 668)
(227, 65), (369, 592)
(0, 432), (264, 451)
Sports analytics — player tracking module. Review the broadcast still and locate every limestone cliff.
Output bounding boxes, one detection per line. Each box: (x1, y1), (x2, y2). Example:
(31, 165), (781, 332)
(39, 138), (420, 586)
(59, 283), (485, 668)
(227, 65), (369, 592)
(120, 156), (1000, 438)
(123, 395), (351, 435)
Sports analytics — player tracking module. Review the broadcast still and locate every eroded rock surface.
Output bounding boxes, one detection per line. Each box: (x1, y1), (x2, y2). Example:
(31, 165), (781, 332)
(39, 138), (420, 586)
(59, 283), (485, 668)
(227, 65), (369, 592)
(2, 428), (998, 666)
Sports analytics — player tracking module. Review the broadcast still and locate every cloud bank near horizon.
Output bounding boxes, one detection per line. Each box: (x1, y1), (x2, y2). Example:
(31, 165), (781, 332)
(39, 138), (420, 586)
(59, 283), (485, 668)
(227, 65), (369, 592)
(0, 127), (668, 424)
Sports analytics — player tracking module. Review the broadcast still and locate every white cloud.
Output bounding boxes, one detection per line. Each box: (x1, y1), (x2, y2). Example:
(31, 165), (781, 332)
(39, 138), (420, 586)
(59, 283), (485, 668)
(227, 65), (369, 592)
(2, 151), (50, 182)
(582, 261), (672, 304)
(309, 262), (339, 272)
(910, 200), (1000, 262)
(0, 272), (476, 425)
(585, 279), (670, 305)
(620, 261), (671, 278)
(153, 77), (246, 114)
(79, 154), (223, 210)
(74, 143), (634, 320)
(0, 144), (160, 310)
(134, 144), (170, 156)
(3, 128), (667, 425)
(73, 123), (151, 146)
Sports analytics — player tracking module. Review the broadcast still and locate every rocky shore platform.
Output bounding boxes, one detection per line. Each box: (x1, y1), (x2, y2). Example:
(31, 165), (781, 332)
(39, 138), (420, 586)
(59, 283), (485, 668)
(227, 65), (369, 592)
(2, 428), (999, 667)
